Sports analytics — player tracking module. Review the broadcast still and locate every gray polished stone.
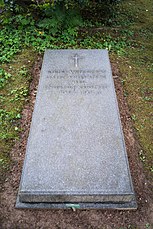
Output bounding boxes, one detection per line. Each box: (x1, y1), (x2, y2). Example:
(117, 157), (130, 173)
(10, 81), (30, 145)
(16, 196), (137, 209)
(16, 49), (136, 209)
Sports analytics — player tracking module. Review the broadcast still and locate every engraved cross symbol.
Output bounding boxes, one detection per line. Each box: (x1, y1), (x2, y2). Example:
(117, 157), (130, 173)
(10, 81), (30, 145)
(72, 54), (82, 68)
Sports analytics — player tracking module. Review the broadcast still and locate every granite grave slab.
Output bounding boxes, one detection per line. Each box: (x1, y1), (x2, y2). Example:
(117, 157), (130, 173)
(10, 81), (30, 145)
(16, 49), (137, 209)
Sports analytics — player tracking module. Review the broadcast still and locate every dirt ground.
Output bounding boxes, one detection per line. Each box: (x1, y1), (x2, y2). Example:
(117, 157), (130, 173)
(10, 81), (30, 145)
(0, 56), (153, 229)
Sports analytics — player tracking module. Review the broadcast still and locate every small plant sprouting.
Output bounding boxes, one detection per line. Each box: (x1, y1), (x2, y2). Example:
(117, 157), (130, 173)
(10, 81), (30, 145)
(18, 66), (28, 77)
(9, 87), (29, 102)
(0, 68), (12, 89)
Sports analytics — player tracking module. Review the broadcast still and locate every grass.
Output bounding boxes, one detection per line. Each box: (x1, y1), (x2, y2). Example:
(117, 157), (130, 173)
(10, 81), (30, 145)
(114, 0), (153, 175)
(0, 49), (37, 181)
(0, 0), (152, 183)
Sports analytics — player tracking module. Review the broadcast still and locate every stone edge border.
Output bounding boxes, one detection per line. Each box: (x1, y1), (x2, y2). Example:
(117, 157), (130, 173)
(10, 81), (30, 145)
(16, 196), (137, 210)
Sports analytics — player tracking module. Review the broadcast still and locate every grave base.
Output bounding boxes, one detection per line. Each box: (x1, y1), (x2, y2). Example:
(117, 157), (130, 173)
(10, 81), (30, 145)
(16, 196), (137, 210)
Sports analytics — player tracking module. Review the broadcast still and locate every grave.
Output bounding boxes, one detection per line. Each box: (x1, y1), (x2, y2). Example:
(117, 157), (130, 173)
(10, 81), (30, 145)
(16, 49), (137, 209)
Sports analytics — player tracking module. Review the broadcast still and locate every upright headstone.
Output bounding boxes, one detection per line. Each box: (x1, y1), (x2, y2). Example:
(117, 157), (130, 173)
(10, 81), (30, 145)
(16, 50), (137, 209)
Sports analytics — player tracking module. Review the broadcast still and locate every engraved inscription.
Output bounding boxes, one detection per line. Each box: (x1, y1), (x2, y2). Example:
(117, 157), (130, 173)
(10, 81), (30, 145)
(44, 69), (108, 94)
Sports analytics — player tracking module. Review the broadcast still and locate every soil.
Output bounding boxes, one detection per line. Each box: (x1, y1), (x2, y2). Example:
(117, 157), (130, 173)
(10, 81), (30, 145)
(0, 56), (153, 229)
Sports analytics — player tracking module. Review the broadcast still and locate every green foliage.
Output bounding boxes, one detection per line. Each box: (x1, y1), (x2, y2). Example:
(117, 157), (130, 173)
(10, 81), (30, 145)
(0, 109), (21, 124)
(0, 5), (84, 59)
(37, 6), (83, 35)
(1, 0), (118, 9)
(0, 28), (22, 62)
(0, 108), (21, 139)
(18, 65), (28, 77)
(0, 8), (132, 63)
(9, 87), (29, 102)
(0, 68), (12, 88)
(0, 0), (128, 62)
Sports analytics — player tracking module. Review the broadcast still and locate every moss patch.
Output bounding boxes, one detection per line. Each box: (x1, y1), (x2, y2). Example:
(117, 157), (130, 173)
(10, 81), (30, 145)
(111, 0), (153, 176)
(118, 57), (152, 173)
(0, 49), (38, 183)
